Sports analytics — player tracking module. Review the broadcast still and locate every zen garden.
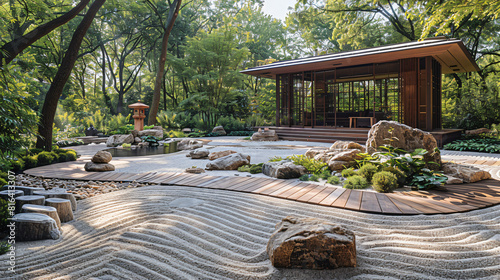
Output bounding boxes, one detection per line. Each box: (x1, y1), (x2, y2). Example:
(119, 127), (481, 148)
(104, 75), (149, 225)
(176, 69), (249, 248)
(1, 0), (500, 279)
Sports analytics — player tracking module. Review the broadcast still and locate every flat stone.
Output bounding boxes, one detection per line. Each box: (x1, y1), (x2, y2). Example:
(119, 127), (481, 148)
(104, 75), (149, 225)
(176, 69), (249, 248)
(177, 139), (203, 150)
(208, 150), (237, 160)
(442, 162), (491, 183)
(330, 141), (365, 152)
(205, 153), (250, 170)
(185, 167), (205, 174)
(267, 216), (356, 269)
(251, 130), (279, 141)
(84, 162), (115, 172)
(137, 129), (163, 138)
(188, 149), (210, 159)
(92, 150), (112, 163)
(262, 160), (307, 179)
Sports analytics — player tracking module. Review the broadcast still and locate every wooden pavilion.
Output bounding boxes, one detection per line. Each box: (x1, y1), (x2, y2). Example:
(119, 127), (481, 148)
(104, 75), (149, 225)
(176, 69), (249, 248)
(242, 38), (479, 145)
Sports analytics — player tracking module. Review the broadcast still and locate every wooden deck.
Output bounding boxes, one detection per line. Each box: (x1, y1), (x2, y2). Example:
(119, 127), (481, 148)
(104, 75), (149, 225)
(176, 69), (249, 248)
(255, 126), (463, 147)
(24, 165), (500, 215)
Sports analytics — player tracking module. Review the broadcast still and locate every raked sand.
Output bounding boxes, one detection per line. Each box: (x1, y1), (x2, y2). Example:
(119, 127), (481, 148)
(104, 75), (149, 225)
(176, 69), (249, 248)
(2, 184), (499, 280)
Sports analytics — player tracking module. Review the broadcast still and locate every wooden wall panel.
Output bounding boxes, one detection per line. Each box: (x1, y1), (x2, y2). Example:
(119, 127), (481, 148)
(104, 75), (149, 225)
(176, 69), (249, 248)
(401, 58), (419, 128)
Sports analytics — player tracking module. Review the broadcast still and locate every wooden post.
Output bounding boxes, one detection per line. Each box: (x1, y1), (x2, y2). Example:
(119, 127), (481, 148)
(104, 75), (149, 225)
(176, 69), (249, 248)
(22, 204), (62, 230)
(46, 198), (74, 223)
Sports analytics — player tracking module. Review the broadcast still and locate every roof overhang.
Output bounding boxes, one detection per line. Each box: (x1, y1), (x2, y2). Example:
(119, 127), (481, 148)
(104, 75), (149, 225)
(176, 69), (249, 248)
(241, 38), (480, 79)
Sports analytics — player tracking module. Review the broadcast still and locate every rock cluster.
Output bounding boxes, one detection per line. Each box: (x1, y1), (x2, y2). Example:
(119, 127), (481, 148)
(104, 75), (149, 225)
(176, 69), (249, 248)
(211, 126), (227, 136)
(106, 134), (134, 147)
(85, 151), (115, 172)
(267, 216), (356, 269)
(206, 153), (250, 170)
(262, 160), (307, 179)
(366, 121), (441, 169)
(305, 141), (365, 171)
(15, 174), (147, 200)
(251, 129), (279, 141)
(442, 162), (491, 183)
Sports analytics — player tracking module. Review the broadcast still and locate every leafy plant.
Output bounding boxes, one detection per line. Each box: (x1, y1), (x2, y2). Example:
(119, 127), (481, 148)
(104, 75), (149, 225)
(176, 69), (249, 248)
(358, 163), (379, 182)
(122, 143), (132, 148)
(341, 168), (357, 178)
(287, 154), (328, 174)
(188, 131), (206, 138)
(444, 138), (500, 153)
(268, 156), (283, 162)
(372, 171), (398, 193)
(37, 151), (55, 166)
(409, 169), (448, 190)
(0, 241), (10, 255)
(299, 174), (310, 181)
(382, 166), (406, 187)
(165, 130), (186, 138)
(156, 111), (181, 130)
(237, 165), (251, 172)
(327, 176), (340, 185)
(250, 164), (263, 174)
(228, 131), (254, 136)
(343, 175), (369, 189)
(141, 136), (160, 146)
(319, 169), (331, 180)
(308, 174), (320, 182)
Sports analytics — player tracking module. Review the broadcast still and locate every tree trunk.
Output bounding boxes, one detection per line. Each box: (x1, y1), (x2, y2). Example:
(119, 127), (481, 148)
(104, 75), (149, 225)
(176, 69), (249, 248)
(148, 0), (182, 125)
(36, 0), (106, 151)
(21, 204), (62, 230)
(45, 198), (74, 223)
(0, 0), (90, 67)
(13, 213), (61, 241)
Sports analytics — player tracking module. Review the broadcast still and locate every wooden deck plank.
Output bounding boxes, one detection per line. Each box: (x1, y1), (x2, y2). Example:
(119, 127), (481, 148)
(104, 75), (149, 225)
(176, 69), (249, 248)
(286, 184), (321, 200)
(217, 176), (250, 189)
(276, 183), (311, 199)
(235, 178), (276, 192)
(319, 188), (346, 206)
(226, 177), (264, 190)
(296, 185), (328, 202)
(197, 176), (228, 188)
(260, 180), (294, 195)
(250, 180), (284, 194)
(190, 176), (218, 187)
(332, 189), (352, 208)
(344, 190), (363, 211)
(375, 193), (402, 214)
(360, 192), (382, 213)
(268, 181), (303, 197)
(385, 195), (422, 214)
(307, 186), (337, 204)
(389, 195), (454, 214)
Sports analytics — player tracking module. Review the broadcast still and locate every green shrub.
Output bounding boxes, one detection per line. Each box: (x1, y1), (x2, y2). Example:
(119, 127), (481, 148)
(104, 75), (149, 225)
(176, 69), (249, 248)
(165, 130), (186, 138)
(0, 198), (9, 232)
(341, 168), (357, 178)
(237, 165), (251, 172)
(228, 131), (254, 136)
(144, 125), (154, 130)
(65, 150), (78, 161)
(358, 163), (379, 182)
(37, 151), (55, 166)
(343, 175), (369, 189)
(443, 138), (500, 153)
(23, 155), (38, 169)
(299, 174), (310, 181)
(250, 164), (263, 174)
(409, 169), (448, 190)
(122, 143), (132, 148)
(243, 136), (251, 140)
(327, 176), (340, 185)
(319, 169), (331, 180)
(0, 241), (11, 255)
(288, 154), (328, 174)
(11, 158), (25, 172)
(216, 116), (246, 132)
(268, 156), (283, 162)
(372, 171), (398, 193)
(28, 148), (43, 155)
(309, 174), (320, 182)
(50, 151), (60, 163)
(382, 166), (406, 187)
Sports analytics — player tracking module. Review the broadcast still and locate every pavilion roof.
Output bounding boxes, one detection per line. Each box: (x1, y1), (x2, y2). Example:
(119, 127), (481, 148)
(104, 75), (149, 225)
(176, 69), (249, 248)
(241, 37), (480, 79)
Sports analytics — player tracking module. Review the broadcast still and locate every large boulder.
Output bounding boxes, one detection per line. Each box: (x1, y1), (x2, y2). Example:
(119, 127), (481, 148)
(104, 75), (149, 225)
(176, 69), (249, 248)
(305, 148), (328, 159)
(177, 139), (204, 150)
(442, 162), (491, 183)
(187, 149), (210, 159)
(106, 134), (134, 147)
(267, 216), (356, 269)
(205, 153), (250, 170)
(91, 150), (112, 163)
(328, 160), (351, 172)
(137, 129), (163, 138)
(212, 126), (227, 136)
(262, 160), (307, 179)
(366, 121), (441, 169)
(208, 150), (237, 160)
(84, 162), (115, 172)
(251, 130), (279, 141)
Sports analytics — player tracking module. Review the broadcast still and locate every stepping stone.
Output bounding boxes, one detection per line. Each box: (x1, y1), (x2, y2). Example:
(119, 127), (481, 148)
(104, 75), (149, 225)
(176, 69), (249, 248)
(2, 185), (44, 196)
(22, 204), (62, 230)
(15, 195), (45, 213)
(34, 190), (77, 211)
(45, 198), (73, 223)
(0, 190), (24, 201)
(12, 213), (61, 241)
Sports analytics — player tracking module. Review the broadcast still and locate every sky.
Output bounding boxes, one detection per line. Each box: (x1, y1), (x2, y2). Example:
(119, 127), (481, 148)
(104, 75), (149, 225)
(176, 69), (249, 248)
(261, 0), (297, 21)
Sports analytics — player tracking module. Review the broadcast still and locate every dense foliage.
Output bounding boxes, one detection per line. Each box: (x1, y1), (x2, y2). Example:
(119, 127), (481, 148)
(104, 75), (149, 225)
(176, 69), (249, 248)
(444, 138), (500, 153)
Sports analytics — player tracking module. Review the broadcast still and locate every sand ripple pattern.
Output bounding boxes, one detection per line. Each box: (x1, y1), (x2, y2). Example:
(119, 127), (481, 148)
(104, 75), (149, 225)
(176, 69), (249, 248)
(1, 185), (499, 280)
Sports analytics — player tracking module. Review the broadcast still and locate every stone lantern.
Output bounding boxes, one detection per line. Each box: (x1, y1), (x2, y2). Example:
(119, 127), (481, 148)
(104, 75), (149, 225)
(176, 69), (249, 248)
(128, 101), (149, 131)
